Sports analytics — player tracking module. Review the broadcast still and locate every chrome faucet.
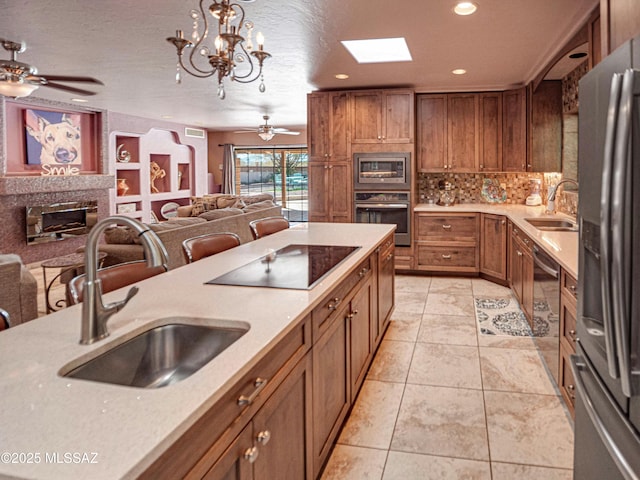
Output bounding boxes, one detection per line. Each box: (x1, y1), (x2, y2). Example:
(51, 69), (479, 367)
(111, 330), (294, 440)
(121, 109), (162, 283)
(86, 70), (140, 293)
(80, 216), (168, 345)
(546, 179), (579, 213)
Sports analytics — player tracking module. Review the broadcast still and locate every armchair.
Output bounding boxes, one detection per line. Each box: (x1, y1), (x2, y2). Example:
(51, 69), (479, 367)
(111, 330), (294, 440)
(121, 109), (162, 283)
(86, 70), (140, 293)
(0, 254), (38, 326)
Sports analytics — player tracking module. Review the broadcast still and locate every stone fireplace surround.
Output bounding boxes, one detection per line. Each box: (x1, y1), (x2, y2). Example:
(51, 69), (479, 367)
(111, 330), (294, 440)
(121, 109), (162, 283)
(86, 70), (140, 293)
(0, 96), (113, 264)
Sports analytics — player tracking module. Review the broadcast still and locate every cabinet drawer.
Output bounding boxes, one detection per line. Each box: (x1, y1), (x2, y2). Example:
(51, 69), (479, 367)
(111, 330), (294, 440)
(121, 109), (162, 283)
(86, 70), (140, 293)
(511, 225), (533, 254)
(560, 297), (577, 350)
(559, 344), (576, 416)
(312, 257), (371, 337)
(417, 214), (478, 242)
(417, 245), (478, 269)
(561, 270), (578, 304)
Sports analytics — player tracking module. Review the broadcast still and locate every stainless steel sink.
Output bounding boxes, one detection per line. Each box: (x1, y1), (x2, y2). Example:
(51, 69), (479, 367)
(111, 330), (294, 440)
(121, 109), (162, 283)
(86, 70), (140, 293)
(525, 217), (578, 232)
(62, 319), (249, 388)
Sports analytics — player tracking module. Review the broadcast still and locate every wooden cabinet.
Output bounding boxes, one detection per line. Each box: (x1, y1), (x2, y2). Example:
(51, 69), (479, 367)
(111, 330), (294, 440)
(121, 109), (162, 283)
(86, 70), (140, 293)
(509, 222), (534, 325)
(351, 89), (414, 144)
(601, 0), (640, 55)
(414, 213), (479, 272)
(375, 235), (395, 346)
(529, 81), (562, 172)
(447, 94), (478, 171)
(480, 214), (508, 281)
(502, 87), (528, 171)
(308, 162), (351, 223)
(559, 269), (578, 417)
(416, 94), (448, 172)
(478, 93), (503, 172)
(111, 129), (194, 223)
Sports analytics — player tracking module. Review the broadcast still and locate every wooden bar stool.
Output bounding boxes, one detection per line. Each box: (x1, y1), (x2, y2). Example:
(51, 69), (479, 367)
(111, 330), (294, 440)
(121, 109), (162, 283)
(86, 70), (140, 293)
(68, 260), (168, 305)
(249, 216), (290, 240)
(182, 232), (241, 263)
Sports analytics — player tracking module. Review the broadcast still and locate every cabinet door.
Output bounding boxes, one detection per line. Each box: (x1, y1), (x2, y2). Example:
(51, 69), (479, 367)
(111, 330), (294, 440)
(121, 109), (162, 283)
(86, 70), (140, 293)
(377, 241), (395, 344)
(308, 163), (329, 222)
(502, 87), (527, 171)
(253, 354), (312, 480)
(530, 80), (562, 172)
(417, 94), (448, 172)
(478, 93), (503, 172)
(203, 425), (254, 480)
(307, 93), (330, 161)
(349, 276), (373, 401)
(328, 163), (352, 223)
(383, 90), (414, 143)
(447, 94), (478, 171)
(480, 214), (507, 281)
(312, 303), (350, 477)
(510, 231), (524, 303)
(329, 92), (350, 160)
(351, 91), (382, 143)
(521, 247), (535, 327)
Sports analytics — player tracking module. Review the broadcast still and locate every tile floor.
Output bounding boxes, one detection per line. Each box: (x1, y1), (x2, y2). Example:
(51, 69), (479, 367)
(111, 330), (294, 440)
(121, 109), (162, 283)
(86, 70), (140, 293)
(321, 274), (574, 480)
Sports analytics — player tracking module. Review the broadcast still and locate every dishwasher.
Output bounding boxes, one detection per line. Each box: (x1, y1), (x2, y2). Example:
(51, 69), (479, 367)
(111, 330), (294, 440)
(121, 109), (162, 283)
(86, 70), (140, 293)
(532, 244), (561, 383)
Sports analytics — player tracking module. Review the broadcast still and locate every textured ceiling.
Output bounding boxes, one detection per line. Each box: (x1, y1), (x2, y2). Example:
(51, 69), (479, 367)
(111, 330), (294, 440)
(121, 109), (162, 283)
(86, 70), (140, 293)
(0, 0), (597, 132)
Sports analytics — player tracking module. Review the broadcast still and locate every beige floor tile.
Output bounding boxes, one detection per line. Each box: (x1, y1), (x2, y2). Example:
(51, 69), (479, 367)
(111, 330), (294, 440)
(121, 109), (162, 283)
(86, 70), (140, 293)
(408, 343), (482, 390)
(383, 451), (491, 480)
(394, 291), (427, 314)
(428, 276), (473, 295)
(367, 340), (414, 383)
(394, 274), (431, 294)
(385, 312), (422, 342)
(477, 334), (537, 349)
(391, 384), (489, 461)
(491, 462), (573, 480)
(320, 444), (387, 480)
(471, 278), (512, 297)
(419, 313), (478, 346)
(425, 293), (475, 317)
(484, 391), (574, 469)
(338, 380), (405, 449)
(480, 347), (557, 394)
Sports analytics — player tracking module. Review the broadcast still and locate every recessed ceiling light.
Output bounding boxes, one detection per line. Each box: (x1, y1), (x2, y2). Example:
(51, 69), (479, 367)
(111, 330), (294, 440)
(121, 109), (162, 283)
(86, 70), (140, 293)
(454, 2), (478, 15)
(452, 69), (467, 75)
(341, 37), (412, 64)
(569, 52), (588, 59)
(70, 98), (88, 103)
(335, 73), (349, 80)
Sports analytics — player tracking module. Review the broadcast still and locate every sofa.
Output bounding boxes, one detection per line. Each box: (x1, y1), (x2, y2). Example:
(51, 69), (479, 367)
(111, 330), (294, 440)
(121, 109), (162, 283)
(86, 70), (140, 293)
(89, 194), (282, 270)
(0, 254), (38, 326)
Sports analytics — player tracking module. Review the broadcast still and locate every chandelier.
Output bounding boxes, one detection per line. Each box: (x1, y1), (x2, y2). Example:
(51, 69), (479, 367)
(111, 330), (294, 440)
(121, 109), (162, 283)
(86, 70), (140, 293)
(167, 0), (271, 100)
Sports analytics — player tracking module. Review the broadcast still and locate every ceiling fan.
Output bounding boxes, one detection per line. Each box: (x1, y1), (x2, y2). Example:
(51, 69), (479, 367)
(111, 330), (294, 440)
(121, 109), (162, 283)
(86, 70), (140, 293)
(233, 115), (301, 142)
(0, 39), (103, 98)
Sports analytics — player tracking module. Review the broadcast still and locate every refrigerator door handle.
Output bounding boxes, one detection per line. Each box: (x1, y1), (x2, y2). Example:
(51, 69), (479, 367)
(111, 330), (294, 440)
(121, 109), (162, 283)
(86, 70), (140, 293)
(600, 72), (623, 379)
(570, 352), (640, 479)
(611, 68), (636, 398)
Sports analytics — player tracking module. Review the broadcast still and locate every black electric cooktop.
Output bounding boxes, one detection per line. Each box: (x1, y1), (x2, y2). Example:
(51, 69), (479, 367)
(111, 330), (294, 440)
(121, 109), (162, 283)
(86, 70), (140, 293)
(206, 244), (360, 290)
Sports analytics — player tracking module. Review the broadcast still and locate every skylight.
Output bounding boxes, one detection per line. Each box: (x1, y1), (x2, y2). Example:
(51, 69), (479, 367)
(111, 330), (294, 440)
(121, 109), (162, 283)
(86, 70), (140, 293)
(341, 37), (413, 64)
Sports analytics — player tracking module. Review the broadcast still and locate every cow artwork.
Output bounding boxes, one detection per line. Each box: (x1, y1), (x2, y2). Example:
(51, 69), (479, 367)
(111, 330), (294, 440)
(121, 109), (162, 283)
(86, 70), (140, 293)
(24, 109), (82, 175)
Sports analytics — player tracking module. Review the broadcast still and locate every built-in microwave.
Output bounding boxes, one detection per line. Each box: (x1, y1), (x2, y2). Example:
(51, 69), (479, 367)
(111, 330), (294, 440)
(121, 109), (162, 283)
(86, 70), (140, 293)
(354, 152), (411, 190)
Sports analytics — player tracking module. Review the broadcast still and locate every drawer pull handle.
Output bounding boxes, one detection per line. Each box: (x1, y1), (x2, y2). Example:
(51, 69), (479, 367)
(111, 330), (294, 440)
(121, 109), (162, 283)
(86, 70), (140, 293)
(517, 251), (523, 257)
(567, 384), (576, 400)
(359, 267), (369, 277)
(569, 330), (577, 342)
(442, 224), (451, 230)
(237, 378), (268, 407)
(347, 309), (359, 320)
(328, 297), (342, 311)
(256, 430), (271, 445)
(386, 253), (394, 261)
(442, 254), (452, 259)
(244, 446), (259, 463)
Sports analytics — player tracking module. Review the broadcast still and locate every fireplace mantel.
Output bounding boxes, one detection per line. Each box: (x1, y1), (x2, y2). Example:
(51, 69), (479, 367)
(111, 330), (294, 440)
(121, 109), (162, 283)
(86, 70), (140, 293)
(0, 174), (115, 196)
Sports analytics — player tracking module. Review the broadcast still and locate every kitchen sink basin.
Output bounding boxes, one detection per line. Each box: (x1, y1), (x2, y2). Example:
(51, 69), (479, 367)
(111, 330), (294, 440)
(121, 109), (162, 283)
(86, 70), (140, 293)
(62, 319), (249, 388)
(525, 218), (578, 232)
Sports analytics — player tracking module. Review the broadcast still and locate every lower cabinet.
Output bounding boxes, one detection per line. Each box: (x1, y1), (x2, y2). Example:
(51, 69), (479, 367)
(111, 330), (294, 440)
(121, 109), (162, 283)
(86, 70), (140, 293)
(375, 236), (395, 346)
(559, 269), (578, 417)
(480, 213), (507, 282)
(509, 222), (534, 326)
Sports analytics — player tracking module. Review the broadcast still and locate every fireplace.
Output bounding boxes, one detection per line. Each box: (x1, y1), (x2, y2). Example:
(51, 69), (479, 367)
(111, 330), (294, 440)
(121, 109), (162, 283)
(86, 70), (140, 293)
(26, 201), (98, 245)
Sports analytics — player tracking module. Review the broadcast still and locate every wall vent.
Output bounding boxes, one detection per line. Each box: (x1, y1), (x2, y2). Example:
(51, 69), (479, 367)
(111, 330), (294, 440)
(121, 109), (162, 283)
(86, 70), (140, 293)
(185, 127), (206, 138)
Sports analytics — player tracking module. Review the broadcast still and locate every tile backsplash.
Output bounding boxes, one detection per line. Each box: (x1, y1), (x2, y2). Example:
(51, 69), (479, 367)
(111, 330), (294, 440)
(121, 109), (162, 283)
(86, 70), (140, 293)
(417, 172), (578, 217)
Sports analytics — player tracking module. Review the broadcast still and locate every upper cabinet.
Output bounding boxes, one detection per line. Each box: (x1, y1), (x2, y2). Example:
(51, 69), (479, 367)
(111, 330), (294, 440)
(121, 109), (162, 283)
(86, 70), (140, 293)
(601, 0), (640, 56)
(478, 93), (503, 172)
(308, 92), (350, 162)
(447, 94), (479, 171)
(351, 89), (414, 144)
(416, 94), (448, 172)
(529, 80), (562, 172)
(502, 87), (528, 172)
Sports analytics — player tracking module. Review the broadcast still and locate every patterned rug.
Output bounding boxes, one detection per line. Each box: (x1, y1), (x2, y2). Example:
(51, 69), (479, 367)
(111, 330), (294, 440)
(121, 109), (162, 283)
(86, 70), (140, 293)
(474, 297), (558, 337)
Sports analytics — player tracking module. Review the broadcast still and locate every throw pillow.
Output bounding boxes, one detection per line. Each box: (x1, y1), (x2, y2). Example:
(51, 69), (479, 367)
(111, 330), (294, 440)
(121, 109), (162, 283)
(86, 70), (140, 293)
(167, 217), (207, 226)
(240, 193), (275, 205)
(242, 200), (276, 212)
(198, 208), (244, 221)
(103, 226), (140, 245)
(215, 195), (240, 209)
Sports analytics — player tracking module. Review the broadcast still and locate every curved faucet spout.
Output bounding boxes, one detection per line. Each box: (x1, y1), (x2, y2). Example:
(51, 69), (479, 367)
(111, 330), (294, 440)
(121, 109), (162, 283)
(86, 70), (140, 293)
(546, 179), (579, 213)
(80, 216), (168, 345)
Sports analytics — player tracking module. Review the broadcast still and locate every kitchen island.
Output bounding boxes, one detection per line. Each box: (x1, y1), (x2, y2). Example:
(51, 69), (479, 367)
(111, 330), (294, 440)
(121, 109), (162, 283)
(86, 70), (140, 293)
(0, 222), (395, 480)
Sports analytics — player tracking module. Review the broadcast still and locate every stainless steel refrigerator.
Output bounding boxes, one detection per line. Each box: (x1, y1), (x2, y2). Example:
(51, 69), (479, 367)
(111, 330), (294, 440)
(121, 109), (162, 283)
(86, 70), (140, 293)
(572, 35), (640, 479)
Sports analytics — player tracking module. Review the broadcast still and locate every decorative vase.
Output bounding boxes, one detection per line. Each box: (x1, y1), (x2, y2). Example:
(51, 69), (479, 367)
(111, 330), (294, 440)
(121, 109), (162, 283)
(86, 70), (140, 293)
(117, 178), (129, 196)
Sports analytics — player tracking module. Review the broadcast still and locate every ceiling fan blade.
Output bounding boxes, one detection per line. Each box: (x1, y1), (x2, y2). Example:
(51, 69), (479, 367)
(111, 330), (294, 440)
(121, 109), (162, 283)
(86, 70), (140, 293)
(275, 131), (301, 135)
(40, 81), (99, 96)
(35, 74), (104, 85)
(232, 130), (259, 134)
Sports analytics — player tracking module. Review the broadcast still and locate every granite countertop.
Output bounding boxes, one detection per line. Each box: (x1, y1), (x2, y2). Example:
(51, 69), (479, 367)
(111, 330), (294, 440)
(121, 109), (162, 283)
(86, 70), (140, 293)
(414, 203), (579, 278)
(0, 223), (395, 480)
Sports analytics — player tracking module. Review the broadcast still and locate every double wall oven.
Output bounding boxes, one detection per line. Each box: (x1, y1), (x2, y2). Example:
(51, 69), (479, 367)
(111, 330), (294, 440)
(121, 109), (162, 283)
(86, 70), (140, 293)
(353, 152), (411, 247)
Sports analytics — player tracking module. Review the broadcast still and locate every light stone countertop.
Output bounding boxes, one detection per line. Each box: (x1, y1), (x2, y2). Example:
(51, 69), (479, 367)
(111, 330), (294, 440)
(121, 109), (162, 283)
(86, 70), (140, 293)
(414, 203), (579, 278)
(0, 222), (395, 480)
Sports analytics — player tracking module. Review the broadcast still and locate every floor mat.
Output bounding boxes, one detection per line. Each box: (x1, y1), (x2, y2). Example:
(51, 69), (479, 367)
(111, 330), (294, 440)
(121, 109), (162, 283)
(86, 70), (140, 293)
(474, 297), (532, 337)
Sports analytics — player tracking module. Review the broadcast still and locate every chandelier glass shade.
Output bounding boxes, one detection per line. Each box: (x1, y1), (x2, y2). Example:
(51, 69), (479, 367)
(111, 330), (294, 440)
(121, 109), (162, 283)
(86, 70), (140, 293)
(167, 0), (271, 100)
